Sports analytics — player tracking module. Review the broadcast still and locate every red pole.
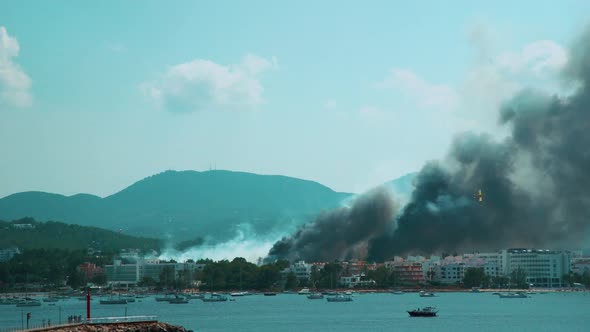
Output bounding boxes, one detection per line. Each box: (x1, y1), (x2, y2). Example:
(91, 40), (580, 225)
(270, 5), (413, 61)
(86, 288), (91, 322)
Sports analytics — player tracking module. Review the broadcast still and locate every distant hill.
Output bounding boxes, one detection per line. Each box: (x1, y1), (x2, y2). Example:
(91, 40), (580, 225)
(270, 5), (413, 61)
(384, 172), (417, 205)
(0, 170), (352, 241)
(0, 217), (162, 251)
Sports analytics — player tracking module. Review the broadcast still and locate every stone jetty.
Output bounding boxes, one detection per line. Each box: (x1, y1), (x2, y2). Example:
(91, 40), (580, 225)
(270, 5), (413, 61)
(24, 322), (191, 332)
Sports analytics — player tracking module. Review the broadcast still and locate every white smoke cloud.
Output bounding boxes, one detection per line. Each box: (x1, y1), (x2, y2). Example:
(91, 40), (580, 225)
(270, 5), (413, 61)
(158, 224), (283, 263)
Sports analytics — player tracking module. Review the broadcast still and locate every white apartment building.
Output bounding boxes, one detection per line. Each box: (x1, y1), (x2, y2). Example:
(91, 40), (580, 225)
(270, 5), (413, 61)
(475, 252), (504, 275)
(105, 258), (205, 286)
(282, 261), (312, 281)
(430, 255), (499, 284)
(502, 249), (571, 288)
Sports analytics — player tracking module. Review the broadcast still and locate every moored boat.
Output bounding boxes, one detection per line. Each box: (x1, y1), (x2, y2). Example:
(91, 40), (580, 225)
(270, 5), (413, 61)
(202, 293), (228, 302)
(99, 299), (127, 304)
(263, 292), (277, 296)
(42, 297), (60, 302)
(307, 293), (324, 300)
(498, 292), (528, 298)
(326, 294), (353, 302)
(183, 293), (204, 299)
(298, 288), (311, 295)
(419, 291), (436, 297)
(168, 297), (189, 304)
(16, 300), (42, 307)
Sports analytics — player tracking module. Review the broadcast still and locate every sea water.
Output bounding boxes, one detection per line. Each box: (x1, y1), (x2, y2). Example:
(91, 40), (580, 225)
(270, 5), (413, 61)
(1, 292), (589, 331)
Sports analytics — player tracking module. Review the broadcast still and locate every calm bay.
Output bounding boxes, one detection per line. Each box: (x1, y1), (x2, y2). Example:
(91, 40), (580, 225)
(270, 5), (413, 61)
(1, 292), (589, 331)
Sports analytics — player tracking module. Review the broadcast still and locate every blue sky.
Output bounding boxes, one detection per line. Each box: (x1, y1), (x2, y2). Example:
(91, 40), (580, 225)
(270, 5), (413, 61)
(1, 1), (589, 197)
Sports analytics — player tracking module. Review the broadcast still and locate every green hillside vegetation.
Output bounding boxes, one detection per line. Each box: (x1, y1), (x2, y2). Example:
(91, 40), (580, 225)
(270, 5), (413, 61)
(0, 218), (162, 251)
(0, 170), (352, 240)
(0, 248), (112, 290)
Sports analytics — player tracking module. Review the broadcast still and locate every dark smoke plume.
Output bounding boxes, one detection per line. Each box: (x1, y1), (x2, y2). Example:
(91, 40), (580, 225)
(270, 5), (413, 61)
(266, 188), (397, 262)
(268, 28), (590, 262)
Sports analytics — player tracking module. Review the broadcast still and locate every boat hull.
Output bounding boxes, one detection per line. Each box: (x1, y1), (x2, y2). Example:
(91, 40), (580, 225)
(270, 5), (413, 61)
(326, 295), (352, 302)
(16, 302), (42, 307)
(408, 311), (437, 317)
(100, 300), (127, 304)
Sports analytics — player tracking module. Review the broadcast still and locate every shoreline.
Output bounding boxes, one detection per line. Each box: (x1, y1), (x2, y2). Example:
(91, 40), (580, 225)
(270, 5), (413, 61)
(2, 287), (587, 297)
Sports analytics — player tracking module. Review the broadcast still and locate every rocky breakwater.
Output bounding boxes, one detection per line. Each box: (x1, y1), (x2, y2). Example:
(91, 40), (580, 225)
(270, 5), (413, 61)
(31, 322), (192, 332)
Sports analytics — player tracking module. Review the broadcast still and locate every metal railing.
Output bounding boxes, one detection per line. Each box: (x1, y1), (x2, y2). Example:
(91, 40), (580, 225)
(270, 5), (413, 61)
(87, 315), (158, 324)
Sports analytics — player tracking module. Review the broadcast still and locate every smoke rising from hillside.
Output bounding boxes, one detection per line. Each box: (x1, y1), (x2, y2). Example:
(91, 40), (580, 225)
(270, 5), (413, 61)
(268, 28), (590, 262)
(159, 224), (281, 263)
(266, 188), (397, 262)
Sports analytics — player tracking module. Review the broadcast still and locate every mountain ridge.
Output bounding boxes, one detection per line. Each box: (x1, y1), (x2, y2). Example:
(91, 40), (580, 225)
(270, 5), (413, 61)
(0, 170), (353, 241)
(0, 170), (416, 242)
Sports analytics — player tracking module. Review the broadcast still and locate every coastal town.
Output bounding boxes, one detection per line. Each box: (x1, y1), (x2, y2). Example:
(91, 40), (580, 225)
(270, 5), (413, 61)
(2, 245), (589, 293)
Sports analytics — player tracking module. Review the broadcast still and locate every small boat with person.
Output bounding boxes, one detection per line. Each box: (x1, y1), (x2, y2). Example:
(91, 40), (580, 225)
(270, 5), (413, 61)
(408, 306), (438, 317)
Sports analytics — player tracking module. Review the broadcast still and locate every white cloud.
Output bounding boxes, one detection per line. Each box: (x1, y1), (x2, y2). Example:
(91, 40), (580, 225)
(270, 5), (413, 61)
(495, 40), (568, 76)
(0, 26), (32, 108)
(377, 68), (458, 111)
(375, 35), (568, 136)
(324, 99), (337, 109)
(142, 54), (277, 112)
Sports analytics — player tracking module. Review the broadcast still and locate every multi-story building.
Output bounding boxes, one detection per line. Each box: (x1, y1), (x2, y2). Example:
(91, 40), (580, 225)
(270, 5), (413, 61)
(284, 261), (312, 281)
(502, 249), (571, 288)
(341, 260), (377, 276)
(105, 258), (205, 286)
(475, 252), (503, 275)
(571, 258), (590, 275)
(392, 262), (425, 283)
(339, 274), (375, 288)
(105, 260), (139, 286)
(430, 255), (498, 284)
(0, 247), (20, 262)
(433, 262), (465, 284)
